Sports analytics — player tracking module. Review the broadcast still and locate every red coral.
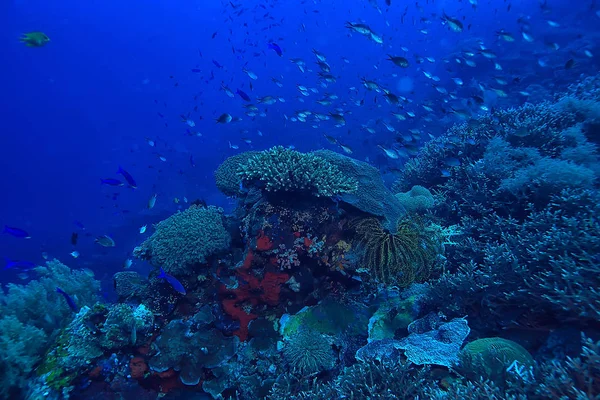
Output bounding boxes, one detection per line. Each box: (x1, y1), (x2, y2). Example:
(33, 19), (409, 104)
(129, 357), (148, 380)
(220, 251), (289, 340)
(304, 237), (313, 248)
(256, 230), (273, 251)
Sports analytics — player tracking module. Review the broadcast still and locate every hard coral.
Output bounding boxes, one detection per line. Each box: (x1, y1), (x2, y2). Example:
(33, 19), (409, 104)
(129, 357), (148, 379)
(237, 146), (358, 197)
(133, 205), (231, 275)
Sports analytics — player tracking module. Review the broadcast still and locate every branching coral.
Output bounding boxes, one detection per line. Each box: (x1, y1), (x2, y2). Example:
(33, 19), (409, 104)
(351, 216), (441, 286)
(133, 205), (231, 275)
(237, 146), (358, 197)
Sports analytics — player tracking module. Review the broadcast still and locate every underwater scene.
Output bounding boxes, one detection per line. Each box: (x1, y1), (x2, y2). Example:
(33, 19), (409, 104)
(2, 0), (600, 399)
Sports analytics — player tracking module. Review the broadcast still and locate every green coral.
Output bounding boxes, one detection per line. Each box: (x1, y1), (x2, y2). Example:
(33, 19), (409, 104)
(395, 185), (435, 213)
(460, 337), (534, 382)
(237, 146), (358, 197)
(282, 327), (336, 375)
(133, 205), (231, 275)
(351, 217), (442, 286)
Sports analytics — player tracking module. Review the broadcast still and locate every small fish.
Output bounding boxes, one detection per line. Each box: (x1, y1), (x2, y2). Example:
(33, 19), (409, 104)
(157, 267), (186, 295)
(3, 226), (31, 239)
(339, 144), (353, 154)
(229, 141), (239, 150)
(95, 235), (115, 247)
(378, 145), (399, 159)
(441, 13), (463, 32)
(117, 166), (137, 189)
(441, 169), (452, 178)
(267, 42), (283, 56)
(123, 259), (133, 269)
(387, 55), (409, 67)
(243, 68), (258, 80)
(4, 258), (36, 270)
(216, 113), (233, 124)
(148, 193), (157, 209)
(101, 178), (124, 187)
(444, 157), (461, 167)
(56, 287), (78, 312)
(71, 232), (78, 246)
(236, 89), (251, 102)
(20, 32), (50, 47)
(70, 251), (80, 258)
(139, 225), (147, 234)
(324, 134), (338, 144)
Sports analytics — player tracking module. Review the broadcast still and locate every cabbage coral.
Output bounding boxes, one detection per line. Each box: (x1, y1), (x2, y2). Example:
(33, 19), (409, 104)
(133, 205), (231, 275)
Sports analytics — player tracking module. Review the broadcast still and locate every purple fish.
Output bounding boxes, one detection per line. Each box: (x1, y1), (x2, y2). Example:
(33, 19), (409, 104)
(158, 267), (186, 295)
(101, 178), (124, 187)
(236, 89), (251, 102)
(268, 42), (283, 56)
(56, 287), (78, 312)
(3, 226), (31, 238)
(4, 258), (36, 270)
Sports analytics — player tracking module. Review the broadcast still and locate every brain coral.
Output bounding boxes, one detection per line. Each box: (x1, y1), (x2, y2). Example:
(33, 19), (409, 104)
(460, 337), (534, 381)
(395, 185), (435, 213)
(133, 205), (231, 275)
(237, 146), (358, 197)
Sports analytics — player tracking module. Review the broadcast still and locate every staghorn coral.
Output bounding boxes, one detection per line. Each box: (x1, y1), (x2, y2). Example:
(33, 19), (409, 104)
(133, 205), (231, 275)
(237, 146), (358, 197)
(351, 216), (442, 286)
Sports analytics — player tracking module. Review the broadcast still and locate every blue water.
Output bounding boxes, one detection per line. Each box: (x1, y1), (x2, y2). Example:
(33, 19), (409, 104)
(0, 0), (597, 288)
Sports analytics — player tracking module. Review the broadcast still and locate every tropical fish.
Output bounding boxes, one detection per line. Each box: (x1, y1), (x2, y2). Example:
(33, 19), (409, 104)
(70, 251), (80, 258)
(216, 113), (233, 124)
(157, 267), (186, 295)
(117, 166), (137, 189)
(378, 145), (399, 159)
(139, 225), (147, 234)
(236, 89), (251, 102)
(56, 287), (78, 312)
(387, 55), (409, 67)
(95, 235), (115, 247)
(71, 232), (78, 245)
(4, 258), (36, 269)
(267, 42), (282, 56)
(148, 193), (157, 209)
(441, 13), (463, 32)
(123, 259), (133, 269)
(242, 68), (258, 80)
(101, 178), (123, 187)
(20, 32), (50, 47)
(3, 226), (31, 239)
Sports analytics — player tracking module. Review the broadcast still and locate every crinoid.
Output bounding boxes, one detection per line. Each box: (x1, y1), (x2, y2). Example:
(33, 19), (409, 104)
(351, 216), (440, 286)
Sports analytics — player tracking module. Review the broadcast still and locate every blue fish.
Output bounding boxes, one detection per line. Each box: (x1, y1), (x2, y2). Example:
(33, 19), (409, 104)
(100, 178), (124, 187)
(158, 267), (186, 295)
(4, 258), (36, 270)
(268, 42), (283, 56)
(3, 225), (31, 238)
(212, 59), (223, 68)
(117, 166), (137, 189)
(191, 68), (202, 73)
(56, 287), (79, 312)
(236, 89), (251, 102)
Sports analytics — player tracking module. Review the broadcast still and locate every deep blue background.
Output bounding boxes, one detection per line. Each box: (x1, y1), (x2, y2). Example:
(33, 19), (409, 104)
(0, 0), (597, 289)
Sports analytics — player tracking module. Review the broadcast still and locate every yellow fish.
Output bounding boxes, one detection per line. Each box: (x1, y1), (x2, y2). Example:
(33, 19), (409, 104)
(20, 32), (50, 47)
